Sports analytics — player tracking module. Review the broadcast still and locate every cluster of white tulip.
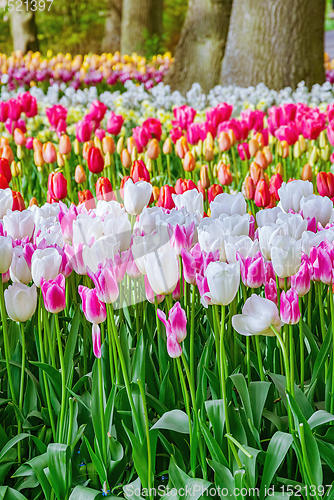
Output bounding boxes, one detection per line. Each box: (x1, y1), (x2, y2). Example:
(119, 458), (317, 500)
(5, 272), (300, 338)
(0, 179), (333, 330)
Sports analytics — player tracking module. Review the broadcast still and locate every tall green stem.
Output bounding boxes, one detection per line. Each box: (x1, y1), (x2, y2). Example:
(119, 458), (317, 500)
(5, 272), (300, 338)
(190, 285), (196, 389)
(54, 314), (67, 443)
(0, 280), (16, 404)
(329, 286), (334, 414)
(255, 336), (265, 381)
(299, 298), (304, 392)
(317, 282), (325, 342)
(176, 358), (194, 476)
(17, 322), (26, 463)
(138, 379), (152, 499)
(97, 357), (107, 463)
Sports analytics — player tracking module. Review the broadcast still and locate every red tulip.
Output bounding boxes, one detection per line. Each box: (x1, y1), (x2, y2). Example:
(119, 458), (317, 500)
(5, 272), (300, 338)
(0, 157), (11, 183)
(269, 173), (283, 201)
(95, 177), (115, 202)
(158, 185), (176, 210)
(48, 172), (67, 200)
(78, 189), (96, 210)
(87, 147), (104, 174)
(130, 160), (150, 183)
(120, 175), (131, 199)
(12, 190), (25, 211)
(0, 174), (9, 189)
(317, 171), (334, 199)
(175, 178), (197, 194)
(208, 184), (223, 204)
(254, 179), (270, 207)
(217, 163), (233, 185)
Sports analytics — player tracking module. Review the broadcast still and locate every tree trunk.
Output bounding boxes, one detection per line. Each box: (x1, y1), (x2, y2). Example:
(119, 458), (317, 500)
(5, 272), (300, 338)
(164, 0), (233, 94)
(121, 0), (163, 56)
(221, 0), (326, 90)
(101, 0), (122, 53)
(10, 0), (39, 54)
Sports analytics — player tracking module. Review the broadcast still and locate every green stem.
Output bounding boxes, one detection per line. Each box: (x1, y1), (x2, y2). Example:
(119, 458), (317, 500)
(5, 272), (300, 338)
(289, 324), (295, 397)
(299, 424), (321, 500)
(107, 303), (144, 442)
(329, 286), (334, 415)
(67, 398), (74, 446)
(190, 284), (196, 389)
(176, 358), (194, 477)
(255, 336), (265, 381)
(299, 300), (304, 392)
(64, 156), (73, 203)
(317, 282), (325, 342)
(166, 154), (171, 184)
(54, 314), (67, 443)
(97, 357), (107, 463)
(137, 379), (152, 500)
(44, 308), (56, 368)
(0, 280), (16, 404)
(18, 322), (26, 464)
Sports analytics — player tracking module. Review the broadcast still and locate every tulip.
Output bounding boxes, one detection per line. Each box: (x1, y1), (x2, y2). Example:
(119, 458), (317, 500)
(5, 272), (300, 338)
(175, 137), (189, 159)
(175, 178), (197, 194)
(78, 285), (107, 324)
(48, 172), (67, 200)
(91, 324), (102, 359)
(107, 112), (124, 135)
(10, 245), (31, 284)
(87, 262), (119, 303)
(203, 261), (240, 306)
(254, 179), (270, 208)
(95, 177), (114, 202)
(210, 192), (247, 218)
(144, 275), (164, 304)
(249, 139), (260, 157)
(280, 288), (301, 325)
(271, 235), (301, 278)
(237, 143), (250, 161)
(0, 158), (12, 183)
(278, 180), (313, 213)
(0, 173), (8, 190)
(232, 294), (283, 336)
(218, 131), (231, 152)
(250, 161), (263, 185)
(34, 150), (44, 169)
(130, 160), (150, 183)
(317, 171), (334, 199)
(102, 136), (115, 155)
(41, 274), (66, 313)
(59, 134), (71, 155)
(269, 174), (283, 201)
(83, 141), (94, 161)
(0, 235), (13, 274)
(173, 189), (204, 216)
(31, 248), (62, 287)
(237, 251), (264, 288)
(157, 185), (175, 210)
(5, 283), (37, 322)
(75, 164), (86, 184)
(2, 145), (14, 165)
(207, 184), (223, 204)
(14, 128), (26, 146)
(121, 149), (132, 169)
(124, 179), (152, 216)
(0, 188), (13, 218)
(291, 258), (311, 296)
(265, 278), (278, 306)
(244, 177), (255, 200)
(218, 162), (233, 186)
(144, 248), (179, 295)
(87, 147), (104, 174)
(309, 245), (333, 285)
(157, 302), (187, 355)
(300, 194), (333, 227)
(76, 120), (92, 143)
(42, 142), (57, 164)
(169, 222), (195, 257)
(147, 138), (160, 160)
(132, 126), (150, 153)
(254, 150), (268, 170)
(183, 151), (196, 172)
(78, 189), (96, 210)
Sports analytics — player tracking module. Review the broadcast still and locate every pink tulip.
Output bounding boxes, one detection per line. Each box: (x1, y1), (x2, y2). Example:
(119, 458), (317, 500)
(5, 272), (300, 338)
(309, 244), (333, 285)
(169, 222), (195, 257)
(275, 123), (299, 145)
(237, 143), (250, 161)
(75, 120), (93, 143)
(206, 103), (233, 129)
(181, 245), (203, 285)
(0, 101), (8, 122)
(87, 262), (119, 304)
(265, 278), (278, 306)
(78, 285), (106, 324)
(26, 137), (34, 149)
(132, 126), (150, 153)
(86, 100), (107, 125)
(195, 273), (211, 307)
(56, 119), (67, 138)
(41, 274), (66, 313)
(187, 123), (200, 145)
(237, 251), (265, 288)
(280, 287), (301, 325)
(112, 252), (129, 283)
(143, 118), (162, 141)
(46, 105), (67, 130)
(166, 335), (183, 358)
(92, 323), (102, 358)
(64, 243), (87, 275)
(58, 202), (77, 244)
(144, 275), (164, 304)
(172, 105), (196, 130)
(7, 98), (21, 121)
(95, 128), (106, 141)
(241, 109), (265, 132)
(291, 257), (311, 296)
(157, 301), (187, 357)
(268, 106), (283, 134)
(107, 112), (124, 135)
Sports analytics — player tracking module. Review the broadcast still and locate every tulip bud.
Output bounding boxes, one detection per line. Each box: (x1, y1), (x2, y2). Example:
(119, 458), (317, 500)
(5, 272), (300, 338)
(131, 146), (138, 162)
(263, 146), (273, 165)
(102, 136), (115, 155)
(146, 158), (153, 172)
(59, 134), (71, 155)
(94, 136), (102, 151)
(104, 151), (111, 167)
(309, 146), (318, 166)
(299, 135), (307, 153)
(196, 140), (203, 158)
(57, 152), (65, 168)
(0, 137), (9, 148)
(83, 141), (94, 161)
(163, 137), (172, 155)
(205, 145), (214, 162)
(321, 145), (331, 162)
(29, 197), (38, 207)
(74, 138), (81, 155)
(250, 161), (263, 184)
(176, 137), (189, 159)
(249, 139), (260, 157)
(33, 138), (42, 151)
(14, 128), (26, 146)
(117, 136), (124, 155)
(281, 141), (289, 159)
(200, 164), (210, 189)
(87, 146), (105, 174)
(34, 149), (44, 168)
(276, 163), (283, 176)
(319, 131), (327, 149)
(95, 177), (114, 202)
(16, 145), (24, 160)
(255, 132), (265, 148)
(75, 164), (86, 184)
(228, 129), (237, 147)
(317, 171), (334, 198)
(301, 163), (312, 182)
(43, 142), (57, 164)
(10, 161), (20, 177)
(147, 138), (160, 160)
(254, 150), (268, 170)
(127, 137), (136, 154)
(2, 145), (14, 165)
(183, 151), (196, 172)
(48, 171), (67, 200)
(293, 141), (301, 158)
(244, 177), (255, 200)
(206, 132), (214, 148)
(208, 184), (223, 203)
(276, 141), (283, 156)
(121, 149), (132, 169)
(218, 162), (233, 185)
(152, 185), (160, 201)
(254, 178), (270, 207)
(12, 191), (25, 211)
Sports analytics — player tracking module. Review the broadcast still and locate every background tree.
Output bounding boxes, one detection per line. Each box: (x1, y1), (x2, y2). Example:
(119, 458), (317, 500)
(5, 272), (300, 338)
(221, 0), (326, 89)
(121, 0), (163, 55)
(164, 0), (233, 94)
(10, 0), (39, 53)
(102, 0), (123, 53)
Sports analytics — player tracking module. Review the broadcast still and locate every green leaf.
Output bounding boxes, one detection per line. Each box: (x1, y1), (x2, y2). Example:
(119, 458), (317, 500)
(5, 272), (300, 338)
(308, 410), (334, 429)
(310, 324), (332, 388)
(208, 459), (236, 499)
(46, 443), (72, 500)
(64, 306), (81, 385)
(259, 431), (293, 500)
(69, 485), (103, 499)
(15, 453), (51, 499)
(0, 487), (29, 500)
(169, 456), (211, 500)
(230, 374), (253, 423)
(199, 415), (229, 467)
(205, 399), (225, 449)
(262, 410), (287, 432)
(151, 410), (190, 434)
(83, 437), (107, 484)
(0, 433), (46, 461)
(122, 423), (148, 489)
(269, 373), (313, 419)
(316, 439), (334, 472)
(29, 361), (62, 400)
(249, 381), (271, 430)
(238, 445), (261, 489)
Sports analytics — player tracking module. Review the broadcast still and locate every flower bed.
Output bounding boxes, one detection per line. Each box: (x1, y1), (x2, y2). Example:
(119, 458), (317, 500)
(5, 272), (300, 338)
(0, 87), (334, 497)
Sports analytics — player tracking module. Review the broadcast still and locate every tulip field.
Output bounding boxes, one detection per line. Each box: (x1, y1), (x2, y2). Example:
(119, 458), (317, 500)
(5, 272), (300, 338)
(1, 73), (334, 499)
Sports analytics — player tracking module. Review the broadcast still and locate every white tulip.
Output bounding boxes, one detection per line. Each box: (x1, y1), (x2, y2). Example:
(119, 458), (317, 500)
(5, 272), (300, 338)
(301, 229), (334, 256)
(132, 227), (171, 274)
(124, 179), (152, 216)
(277, 179), (313, 213)
(210, 192), (246, 219)
(82, 235), (120, 273)
(10, 246), (32, 284)
(256, 206), (282, 227)
(29, 202), (60, 219)
(144, 247), (179, 295)
(225, 235), (260, 264)
(5, 283), (37, 322)
(31, 248), (62, 287)
(0, 235), (13, 273)
(300, 194), (333, 227)
(135, 206), (163, 235)
(257, 223), (279, 260)
(172, 189), (204, 216)
(198, 220), (226, 260)
(275, 212), (308, 240)
(232, 294), (283, 336)
(270, 235), (301, 278)
(95, 199), (125, 218)
(204, 261), (240, 306)
(72, 214), (104, 246)
(103, 212), (131, 251)
(217, 213), (250, 237)
(3, 210), (35, 240)
(0, 188), (13, 218)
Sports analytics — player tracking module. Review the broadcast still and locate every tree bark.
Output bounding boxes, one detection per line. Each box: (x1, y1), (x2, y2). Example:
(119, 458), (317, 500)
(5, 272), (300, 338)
(10, 0), (39, 53)
(102, 0), (123, 53)
(121, 0), (163, 56)
(221, 0), (326, 90)
(164, 0), (233, 94)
